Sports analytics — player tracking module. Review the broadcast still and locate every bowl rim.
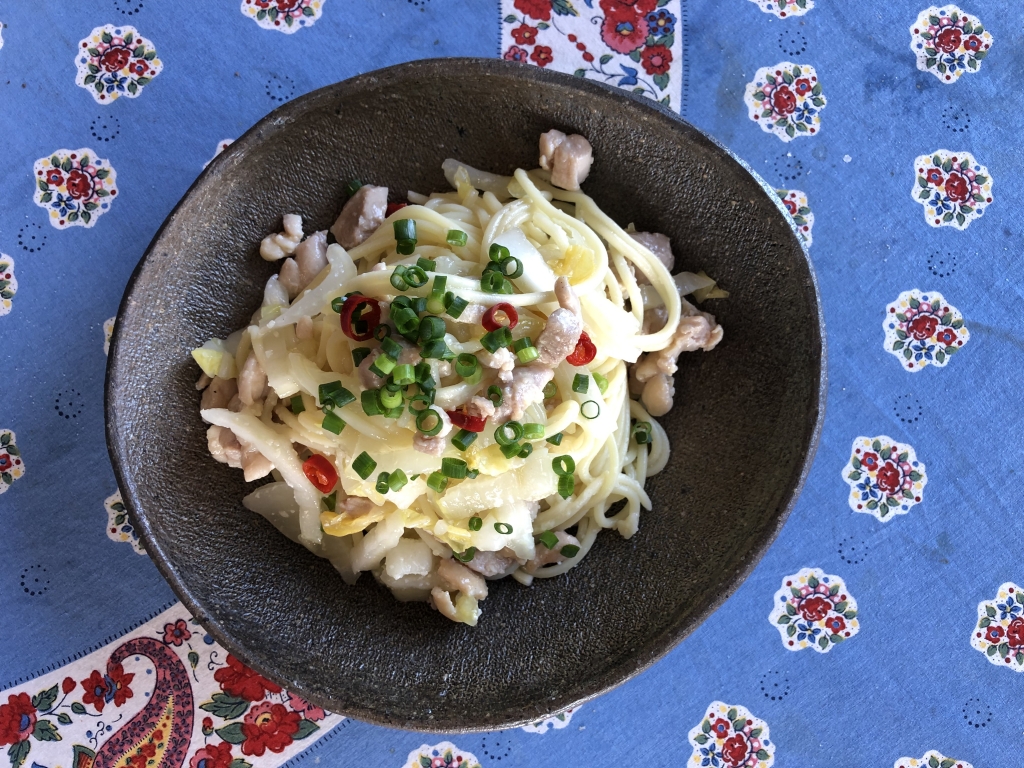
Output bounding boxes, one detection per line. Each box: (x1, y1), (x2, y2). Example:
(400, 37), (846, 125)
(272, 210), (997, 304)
(105, 56), (827, 732)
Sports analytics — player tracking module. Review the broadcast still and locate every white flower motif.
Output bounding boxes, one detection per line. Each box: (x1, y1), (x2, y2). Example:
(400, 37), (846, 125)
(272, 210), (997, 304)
(841, 435), (927, 521)
(74, 24), (163, 104)
(744, 62), (826, 141)
(241, 0), (325, 34)
(883, 289), (969, 371)
(687, 701), (774, 767)
(970, 582), (1024, 673)
(522, 706), (579, 733)
(0, 254), (17, 316)
(894, 750), (974, 768)
(910, 5), (992, 83)
(747, 0), (813, 18)
(769, 568), (859, 652)
(401, 742), (481, 768)
(105, 491), (146, 555)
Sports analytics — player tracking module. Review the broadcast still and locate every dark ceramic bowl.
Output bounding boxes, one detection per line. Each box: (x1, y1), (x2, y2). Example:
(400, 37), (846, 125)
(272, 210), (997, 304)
(106, 58), (825, 731)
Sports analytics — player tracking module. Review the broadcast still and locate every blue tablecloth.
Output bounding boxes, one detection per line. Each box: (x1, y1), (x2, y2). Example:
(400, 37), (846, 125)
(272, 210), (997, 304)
(1, 2), (1020, 766)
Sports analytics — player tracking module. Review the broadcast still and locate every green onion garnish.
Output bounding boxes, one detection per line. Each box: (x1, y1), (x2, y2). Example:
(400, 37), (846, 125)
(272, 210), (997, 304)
(447, 230), (468, 247)
(404, 265), (428, 288)
(552, 455), (575, 476)
(518, 442), (533, 458)
(414, 362), (432, 383)
(392, 295), (411, 310)
(408, 393), (433, 413)
(546, 432), (564, 446)
(391, 265), (410, 292)
(466, 469), (479, 479)
(572, 374), (589, 394)
(290, 394), (305, 414)
(416, 257), (435, 272)
(374, 324), (392, 341)
(481, 326), (512, 353)
(511, 337), (533, 353)
(453, 547), (477, 562)
(368, 354), (396, 377)
(468, 516), (483, 531)
(345, 179), (362, 196)
(454, 353), (479, 379)
(543, 380), (557, 399)
(379, 387), (402, 409)
(452, 429), (477, 452)
(522, 423), (545, 440)
(396, 241), (416, 256)
(420, 339), (450, 359)
(352, 347), (372, 367)
(352, 451), (376, 480)
(488, 243), (510, 263)
(380, 336), (402, 358)
(319, 381), (356, 410)
(391, 363), (416, 386)
(499, 441), (522, 459)
(480, 270), (507, 294)
(418, 315), (446, 343)
(426, 471), (448, 493)
(427, 275), (448, 315)
(560, 544), (580, 558)
(444, 292), (469, 319)
(383, 404), (404, 419)
(361, 389), (383, 416)
(557, 474), (575, 499)
(441, 457), (468, 479)
(393, 218), (416, 242)
(411, 296), (427, 314)
(593, 372), (609, 394)
(375, 472), (391, 494)
(331, 296), (346, 314)
(487, 384), (503, 406)
(321, 410), (346, 434)
(538, 531), (559, 549)
(499, 256), (524, 280)
(392, 307), (420, 336)
(415, 407), (443, 436)
(389, 468), (408, 492)
(322, 491), (337, 512)
(581, 400), (600, 419)
(494, 522), (513, 534)
(516, 346), (538, 364)
(632, 421), (652, 445)
(494, 421), (524, 445)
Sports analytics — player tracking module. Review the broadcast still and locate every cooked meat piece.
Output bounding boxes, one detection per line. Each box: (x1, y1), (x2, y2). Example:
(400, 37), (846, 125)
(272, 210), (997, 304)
(430, 587), (458, 621)
(629, 231), (674, 284)
(358, 348), (384, 390)
(330, 185), (388, 248)
(437, 557), (488, 599)
(260, 214), (303, 261)
(634, 300), (723, 382)
(554, 274), (581, 317)
(241, 442), (273, 482)
(539, 130), (593, 191)
(466, 396), (496, 420)
(413, 408), (452, 456)
(641, 372), (675, 417)
(278, 258), (302, 300)
(642, 307), (669, 334)
(200, 376), (238, 410)
(338, 495), (374, 515)
(207, 425), (242, 468)
(466, 548), (521, 578)
(195, 372), (212, 391)
(492, 365), (554, 423)
(294, 230), (328, 290)
(237, 354), (267, 406)
(477, 346), (515, 374)
(535, 310), (583, 366)
(527, 531), (580, 569)
(396, 337), (422, 366)
(263, 274), (290, 307)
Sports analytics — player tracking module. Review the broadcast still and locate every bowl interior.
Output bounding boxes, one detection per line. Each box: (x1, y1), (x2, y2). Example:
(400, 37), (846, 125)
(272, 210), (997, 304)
(106, 58), (823, 731)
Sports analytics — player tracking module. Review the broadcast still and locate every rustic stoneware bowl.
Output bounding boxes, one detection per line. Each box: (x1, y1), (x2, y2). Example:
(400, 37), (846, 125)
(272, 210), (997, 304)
(106, 58), (825, 731)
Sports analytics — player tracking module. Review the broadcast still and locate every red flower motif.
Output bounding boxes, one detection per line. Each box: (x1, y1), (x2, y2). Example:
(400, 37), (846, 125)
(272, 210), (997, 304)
(771, 85), (797, 116)
(798, 594), (831, 622)
(66, 169), (94, 200)
(62, 677), (76, 695)
(908, 313), (939, 340)
(129, 60), (147, 77)
(925, 168), (944, 186)
(0, 455), (11, 473)
(189, 741), (235, 768)
(782, 198), (798, 215)
(722, 733), (751, 767)
(945, 172), (970, 203)
(45, 169), (64, 186)
(935, 327), (957, 346)
(511, 24), (539, 46)
(825, 615), (846, 633)
(1007, 617), (1024, 649)
(985, 625), (1005, 644)
(601, 7), (649, 54)
(711, 718), (731, 738)
(514, 0), (551, 21)
(163, 619), (191, 646)
(0, 693), (36, 746)
(601, 0), (658, 12)
(794, 78), (812, 95)
(876, 461), (903, 496)
(99, 46), (132, 73)
(530, 46), (553, 67)
(503, 45), (529, 63)
(81, 669), (110, 712)
(860, 452), (879, 471)
(214, 655), (282, 702)
(287, 692), (326, 722)
(202, 716), (214, 734)
(964, 35), (983, 52)
(276, 0), (303, 10)
(934, 27), (963, 54)
(240, 702), (301, 757)
(641, 44), (672, 75)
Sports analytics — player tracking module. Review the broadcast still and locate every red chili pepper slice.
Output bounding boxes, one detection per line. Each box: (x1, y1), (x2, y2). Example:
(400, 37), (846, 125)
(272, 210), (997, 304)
(339, 295), (380, 341)
(386, 202), (408, 216)
(565, 331), (596, 366)
(446, 410), (488, 433)
(482, 302), (519, 332)
(303, 454), (338, 494)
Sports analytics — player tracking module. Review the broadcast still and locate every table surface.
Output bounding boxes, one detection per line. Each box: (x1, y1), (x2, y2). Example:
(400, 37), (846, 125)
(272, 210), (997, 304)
(1, 2), (1020, 767)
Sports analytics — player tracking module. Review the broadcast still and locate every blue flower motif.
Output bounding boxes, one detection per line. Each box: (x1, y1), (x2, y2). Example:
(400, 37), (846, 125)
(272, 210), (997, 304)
(997, 600), (1022, 621)
(103, 73), (128, 94)
(699, 746), (722, 767)
(794, 102), (817, 124)
(911, 340), (935, 361)
(618, 65), (639, 87)
(51, 193), (78, 217)
(930, 192), (953, 212)
(796, 621), (821, 642)
(943, 52), (966, 71)
(646, 9), (676, 36)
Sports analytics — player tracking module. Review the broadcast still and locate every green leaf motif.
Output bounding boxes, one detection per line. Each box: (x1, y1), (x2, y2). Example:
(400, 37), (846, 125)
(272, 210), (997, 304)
(777, 615), (791, 624)
(188, 651), (200, 669)
(573, 69), (586, 78)
(811, 81), (822, 96)
(32, 685), (59, 713)
(726, 707), (738, 721)
(216, 723), (247, 744)
(420, 757), (432, 768)
(782, 70), (794, 85)
(891, 341), (904, 351)
(785, 603), (796, 616)
(998, 642), (1010, 657)
(32, 720), (61, 742)
(792, 65), (802, 78)
(848, 469), (863, 479)
(629, 50), (642, 62)
(986, 605), (997, 617)
(61, 158), (73, 173)
(600, 54), (613, 65)
(128, 82), (139, 95)
(786, 623), (797, 637)
(732, 719), (746, 732)
(987, 643), (998, 657)
(693, 733), (709, 744)
(551, 0), (579, 17)
(756, 750), (771, 760)
(807, 574), (819, 588)
(201, 693), (250, 720)
(230, 760), (254, 768)
(701, 719), (711, 734)
(71, 701), (86, 715)
(145, 50), (158, 60)
(56, 713), (72, 725)
(979, 617), (990, 628)
(940, 759), (956, 768)
(8, 740), (30, 768)
(302, 6), (315, 16)
(818, 635), (829, 649)
(293, 719), (320, 740)
(785, 123), (796, 138)
(537, 22), (549, 29)
(928, 756), (939, 768)
(504, 14), (517, 22)
(834, 600), (848, 613)
(81, 211), (92, 225)
(956, 212), (966, 226)
(652, 73), (669, 91)
(101, 31), (113, 44)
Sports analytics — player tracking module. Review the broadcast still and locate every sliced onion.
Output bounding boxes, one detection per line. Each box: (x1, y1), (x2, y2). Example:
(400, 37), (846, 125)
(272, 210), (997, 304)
(442, 158), (513, 200)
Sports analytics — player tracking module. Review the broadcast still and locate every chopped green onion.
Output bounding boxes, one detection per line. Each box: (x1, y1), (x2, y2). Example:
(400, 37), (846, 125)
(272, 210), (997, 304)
(331, 296), (346, 313)
(426, 471), (448, 493)
(511, 337), (534, 353)
(572, 374), (589, 394)
(352, 347), (372, 367)
(480, 326), (512, 353)
(374, 324), (392, 341)
(411, 296), (427, 314)
(391, 364), (416, 386)
(468, 516), (483, 531)
(543, 380), (557, 399)
(427, 275), (448, 315)
(319, 381), (355, 410)
(518, 442), (533, 458)
(516, 346), (539, 364)
(632, 420), (653, 445)
(447, 229), (468, 247)
(593, 371), (609, 394)
(499, 256), (524, 279)
(454, 353), (479, 379)
(383, 378), (402, 392)
(290, 394), (305, 414)
(498, 278), (515, 295)
(414, 362), (432, 384)
(489, 243), (510, 262)
(420, 339), (450, 359)
(480, 270), (507, 294)
(464, 367), (482, 385)
(396, 241), (416, 256)
(452, 429), (477, 451)
(466, 469), (479, 479)
(523, 423), (545, 440)
(404, 266), (428, 288)
(392, 307), (420, 336)
(393, 218), (416, 242)
(361, 389), (383, 416)
(500, 441), (523, 459)
(408, 393), (433, 413)
(352, 451), (376, 480)
(418, 315), (446, 343)
(494, 421), (524, 445)
(494, 522), (513, 534)
(321, 491), (337, 512)
(388, 469), (408, 492)
(375, 472), (391, 494)
(383, 404), (404, 419)
(444, 292), (469, 319)
(391, 265), (410, 291)
(441, 457), (468, 479)
(368, 354), (396, 377)
(552, 455), (575, 476)
(415, 407), (443, 436)
(487, 384), (503, 406)
(538, 531), (559, 549)
(546, 432), (564, 446)
(416, 257), (435, 272)
(557, 474), (575, 499)
(560, 544), (581, 558)
(322, 410), (345, 434)
(453, 547), (477, 563)
(379, 387), (402, 409)
(380, 336), (402, 358)
(392, 295), (412, 310)
(345, 179), (362, 196)
(581, 400), (600, 419)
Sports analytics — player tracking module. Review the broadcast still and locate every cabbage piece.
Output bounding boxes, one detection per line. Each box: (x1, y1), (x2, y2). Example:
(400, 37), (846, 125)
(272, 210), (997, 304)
(191, 338), (226, 378)
(250, 325), (299, 398)
(266, 243), (357, 330)
(351, 509), (407, 572)
(467, 500), (537, 561)
(243, 481), (300, 543)
(320, 533), (358, 585)
(442, 158), (513, 200)
(385, 538), (435, 580)
(438, 450), (556, 518)
(580, 294), (643, 363)
(202, 408), (323, 546)
(320, 505), (385, 538)
(454, 593), (481, 626)
(494, 228), (556, 294)
(378, 570), (434, 602)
